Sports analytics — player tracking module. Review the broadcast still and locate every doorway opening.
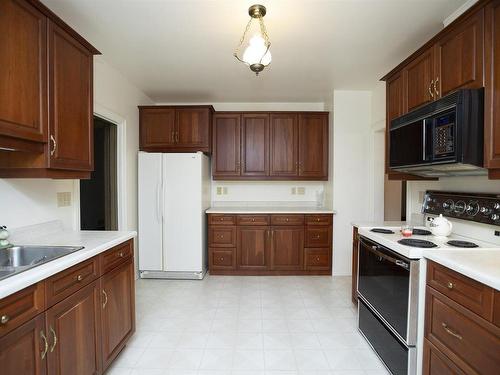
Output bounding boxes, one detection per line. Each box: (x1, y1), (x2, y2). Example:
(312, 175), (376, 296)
(80, 116), (118, 230)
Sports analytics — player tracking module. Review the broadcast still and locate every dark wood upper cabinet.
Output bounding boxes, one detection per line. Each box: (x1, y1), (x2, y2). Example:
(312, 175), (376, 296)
(237, 227), (270, 271)
(212, 113), (241, 178)
(241, 114), (269, 177)
(0, 315), (47, 375)
(0, 0), (47, 149)
(139, 106), (213, 153)
(298, 113), (328, 179)
(140, 107), (176, 149)
(100, 259), (135, 371)
(45, 281), (101, 375)
(48, 20), (93, 171)
(435, 9), (484, 97)
(405, 48), (435, 112)
(270, 113), (298, 177)
(270, 226), (304, 271)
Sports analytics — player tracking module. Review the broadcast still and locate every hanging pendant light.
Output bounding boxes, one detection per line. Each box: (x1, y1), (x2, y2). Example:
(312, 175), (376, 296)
(234, 4), (272, 75)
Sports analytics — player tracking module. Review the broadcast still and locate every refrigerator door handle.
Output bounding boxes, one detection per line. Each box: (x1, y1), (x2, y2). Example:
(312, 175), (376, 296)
(156, 181), (161, 222)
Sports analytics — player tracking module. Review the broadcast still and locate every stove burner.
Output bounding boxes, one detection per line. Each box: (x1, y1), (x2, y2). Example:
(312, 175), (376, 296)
(370, 228), (395, 234)
(398, 239), (437, 248)
(447, 240), (479, 248)
(412, 228), (432, 236)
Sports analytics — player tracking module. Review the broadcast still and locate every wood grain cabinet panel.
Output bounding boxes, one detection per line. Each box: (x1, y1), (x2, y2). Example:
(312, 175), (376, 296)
(213, 113), (241, 178)
(269, 113), (298, 176)
(494, 290), (500, 327)
(237, 215), (270, 226)
(209, 226), (237, 247)
(298, 113), (328, 179)
(176, 107), (211, 151)
(0, 0), (47, 145)
(271, 215), (304, 226)
(405, 48), (435, 112)
(45, 280), (102, 375)
(304, 248), (331, 270)
(435, 9), (484, 97)
(139, 107), (176, 150)
(209, 214), (237, 226)
(241, 114), (269, 177)
(305, 227), (331, 247)
(0, 314), (47, 375)
(270, 226), (304, 271)
(351, 226), (359, 306)
(423, 339), (467, 375)
(48, 20), (93, 171)
(100, 240), (133, 274)
(100, 258), (135, 371)
(209, 248), (236, 270)
(237, 227), (270, 271)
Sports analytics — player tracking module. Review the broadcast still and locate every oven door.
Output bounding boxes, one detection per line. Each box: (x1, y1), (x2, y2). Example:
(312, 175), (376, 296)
(357, 236), (419, 345)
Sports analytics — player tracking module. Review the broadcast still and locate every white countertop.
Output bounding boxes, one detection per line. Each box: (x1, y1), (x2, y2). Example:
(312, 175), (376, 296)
(423, 250), (500, 290)
(0, 229), (136, 299)
(206, 206), (336, 214)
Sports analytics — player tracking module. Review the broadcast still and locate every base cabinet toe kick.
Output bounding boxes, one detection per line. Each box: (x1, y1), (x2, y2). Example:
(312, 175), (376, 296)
(208, 213), (333, 275)
(0, 239), (135, 375)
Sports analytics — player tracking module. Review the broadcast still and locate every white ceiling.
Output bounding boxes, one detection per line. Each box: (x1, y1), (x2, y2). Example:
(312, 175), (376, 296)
(42, 0), (468, 103)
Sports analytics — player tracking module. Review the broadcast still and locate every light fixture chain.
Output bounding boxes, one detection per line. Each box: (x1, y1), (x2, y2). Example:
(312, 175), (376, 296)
(233, 17), (254, 58)
(259, 17), (270, 47)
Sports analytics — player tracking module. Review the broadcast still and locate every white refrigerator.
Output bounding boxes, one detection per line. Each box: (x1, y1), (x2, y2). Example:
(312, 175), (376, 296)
(138, 152), (211, 279)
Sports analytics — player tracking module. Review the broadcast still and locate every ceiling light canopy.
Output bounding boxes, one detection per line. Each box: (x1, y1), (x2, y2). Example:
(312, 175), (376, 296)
(233, 4), (271, 76)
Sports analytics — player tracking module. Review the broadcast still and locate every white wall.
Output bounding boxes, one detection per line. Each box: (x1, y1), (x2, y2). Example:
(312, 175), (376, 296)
(332, 90), (375, 275)
(0, 57), (153, 233)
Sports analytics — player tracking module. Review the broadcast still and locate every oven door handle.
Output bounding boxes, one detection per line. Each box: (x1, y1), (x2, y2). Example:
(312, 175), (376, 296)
(363, 241), (409, 270)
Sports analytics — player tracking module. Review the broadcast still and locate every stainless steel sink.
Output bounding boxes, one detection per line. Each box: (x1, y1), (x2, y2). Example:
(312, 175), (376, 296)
(0, 245), (84, 281)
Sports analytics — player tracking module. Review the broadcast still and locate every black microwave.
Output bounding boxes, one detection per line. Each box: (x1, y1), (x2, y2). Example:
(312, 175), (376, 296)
(389, 89), (484, 177)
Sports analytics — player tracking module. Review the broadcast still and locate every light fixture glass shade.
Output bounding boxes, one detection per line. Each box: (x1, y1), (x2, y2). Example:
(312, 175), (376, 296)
(242, 35), (272, 66)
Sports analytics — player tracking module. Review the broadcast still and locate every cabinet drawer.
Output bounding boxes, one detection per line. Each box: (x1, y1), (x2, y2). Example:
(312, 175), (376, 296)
(45, 256), (99, 307)
(425, 287), (500, 375)
(101, 240), (133, 274)
(237, 215), (270, 226)
(427, 261), (494, 320)
(0, 283), (45, 337)
(209, 226), (236, 247)
(304, 248), (331, 270)
(305, 214), (332, 226)
(209, 248), (236, 270)
(209, 214), (236, 225)
(305, 227), (331, 247)
(423, 338), (467, 375)
(494, 291), (500, 328)
(271, 214), (304, 226)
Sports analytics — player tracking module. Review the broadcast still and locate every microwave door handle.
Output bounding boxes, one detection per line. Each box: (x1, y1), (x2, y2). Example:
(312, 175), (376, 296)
(423, 120), (426, 161)
(363, 241), (409, 270)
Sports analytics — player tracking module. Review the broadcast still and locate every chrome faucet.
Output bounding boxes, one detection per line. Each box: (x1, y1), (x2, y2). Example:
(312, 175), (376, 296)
(0, 226), (11, 249)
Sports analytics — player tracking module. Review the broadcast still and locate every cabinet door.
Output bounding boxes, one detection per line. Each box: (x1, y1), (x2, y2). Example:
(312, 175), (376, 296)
(46, 281), (101, 375)
(298, 113), (328, 179)
(435, 9), (484, 97)
(0, 0), (47, 143)
(485, 1), (500, 170)
(270, 226), (304, 271)
(237, 227), (270, 270)
(100, 258), (135, 371)
(48, 21), (93, 171)
(241, 114), (269, 177)
(270, 113), (298, 176)
(139, 108), (176, 150)
(405, 48), (434, 111)
(176, 107), (211, 151)
(213, 114), (241, 178)
(0, 315), (47, 375)
(386, 72), (406, 175)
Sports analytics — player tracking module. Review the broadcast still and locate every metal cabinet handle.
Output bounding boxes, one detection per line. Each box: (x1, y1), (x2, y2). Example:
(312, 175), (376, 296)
(429, 80), (434, 99)
(316, 257), (321, 261)
(0, 314), (10, 325)
(447, 281), (454, 289)
(49, 326), (57, 352)
(50, 135), (57, 156)
(434, 77), (439, 96)
(314, 235), (321, 239)
(117, 251), (124, 258)
(442, 323), (462, 340)
(40, 331), (49, 359)
(220, 257), (224, 261)
(76, 274), (83, 281)
(102, 289), (108, 309)
(285, 218), (289, 222)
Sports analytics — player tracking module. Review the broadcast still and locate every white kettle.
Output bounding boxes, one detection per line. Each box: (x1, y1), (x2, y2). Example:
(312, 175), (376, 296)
(429, 214), (453, 237)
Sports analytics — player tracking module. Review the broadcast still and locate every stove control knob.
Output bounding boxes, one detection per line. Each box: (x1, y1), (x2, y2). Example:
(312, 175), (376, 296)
(480, 206), (492, 215)
(466, 201), (479, 216)
(454, 200), (466, 214)
(494, 203), (500, 210)
(491, 214), (500, 221)
(442, 200), (454, 211)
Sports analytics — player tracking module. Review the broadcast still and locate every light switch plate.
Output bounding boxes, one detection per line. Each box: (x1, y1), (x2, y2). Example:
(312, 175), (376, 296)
(222, 187), (228, 195)
(57, 192), (71, 207)
(297, 187), (305, 195)
(216, 186), (223, 195)
(291, 187), (296, 195)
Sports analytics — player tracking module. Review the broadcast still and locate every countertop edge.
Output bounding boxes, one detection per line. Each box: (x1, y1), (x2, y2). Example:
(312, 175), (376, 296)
(0, 232), (136, 299)
(206, 208), (336, 214)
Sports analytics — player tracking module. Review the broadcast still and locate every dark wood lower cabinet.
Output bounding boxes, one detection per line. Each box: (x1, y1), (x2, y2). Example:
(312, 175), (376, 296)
(0, 240), (135, 375)
(0, 314), (47, 375)
(100, 258), (135, 371)
(351, 226), (359, 305)
(209, 214), (332, 275)
(46, 281), (101, 375)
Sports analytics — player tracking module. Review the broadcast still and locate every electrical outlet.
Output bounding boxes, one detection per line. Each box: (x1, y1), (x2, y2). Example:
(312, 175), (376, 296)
(216, 186), (223, 195)
(223, 187), (228, 195)
(297, 187), (305, 195)
(291, 187), (296, 195)
(495, 230), (500, 237)
(57, 192), (71, 207)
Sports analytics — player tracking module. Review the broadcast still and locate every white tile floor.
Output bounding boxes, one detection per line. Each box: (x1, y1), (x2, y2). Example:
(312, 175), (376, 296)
(107, 275), (390, 375)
